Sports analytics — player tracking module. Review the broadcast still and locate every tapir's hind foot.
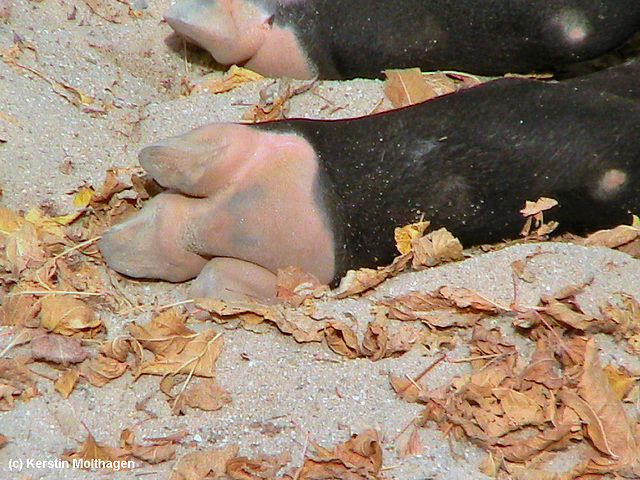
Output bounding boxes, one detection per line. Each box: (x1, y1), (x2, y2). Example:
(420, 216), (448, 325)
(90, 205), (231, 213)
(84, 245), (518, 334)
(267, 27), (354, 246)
(98, 123), (336, 301)
(190, 258), (278, 301)
(165, 0), (314, 78)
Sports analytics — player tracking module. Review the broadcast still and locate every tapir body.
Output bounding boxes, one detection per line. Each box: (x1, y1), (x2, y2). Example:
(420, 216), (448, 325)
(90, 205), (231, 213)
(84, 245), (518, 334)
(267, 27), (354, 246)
(165, 0), (640, 78)
(98, 60), (640, 300)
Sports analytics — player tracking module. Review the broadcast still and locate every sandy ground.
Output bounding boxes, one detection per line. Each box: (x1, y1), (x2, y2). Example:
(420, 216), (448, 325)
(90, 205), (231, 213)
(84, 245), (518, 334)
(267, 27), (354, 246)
(1, 1), (640, 479)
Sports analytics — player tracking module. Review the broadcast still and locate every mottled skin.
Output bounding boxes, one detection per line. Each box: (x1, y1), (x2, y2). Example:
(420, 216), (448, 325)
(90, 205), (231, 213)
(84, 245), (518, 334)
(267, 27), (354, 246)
(98, 61), (640, 301)
(165, 0), (640, 79)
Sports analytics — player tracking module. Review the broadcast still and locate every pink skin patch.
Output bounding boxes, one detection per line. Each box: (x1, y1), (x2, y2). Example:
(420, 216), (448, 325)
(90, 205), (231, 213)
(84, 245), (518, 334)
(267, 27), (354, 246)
(165, 0), (315, 79)
(595, 168), (627, 199)
(98, 124), (335, 301)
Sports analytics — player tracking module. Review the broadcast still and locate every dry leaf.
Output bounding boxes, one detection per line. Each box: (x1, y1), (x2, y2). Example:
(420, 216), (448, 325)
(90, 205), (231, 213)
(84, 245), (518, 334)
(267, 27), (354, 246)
(394, 221), (430, 254)
(62, 432), (129, 468)
(397, 426), (423, 456)
(80, 354), (128, 387)
(324, 319), (360, 358)
(383, 68), (436, 108)
(54, 369), (80, 398)
(130, 442), (176, 464)
(40, 296), (101, 336)
(226, 453), (290, 479)
(137, 328), (222, 378)
(178, 378), (231, 412)
(584, 215), (640, 249)
(333, 251), (412, 298)
(31, 334), (88, 364)
(0, 357), (38, 410)
(191, 65), (264, 94)
(520, 197), (558, 216)
(299, 429), (383, 479)
(169, 444), (239, 480)
(412, 227), (464, 268)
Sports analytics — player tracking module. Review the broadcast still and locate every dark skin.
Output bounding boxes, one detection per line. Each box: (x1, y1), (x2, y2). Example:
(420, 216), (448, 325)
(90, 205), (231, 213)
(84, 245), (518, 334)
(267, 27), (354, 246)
(165, 0), (640, 79)
(98, 60), (640, 301)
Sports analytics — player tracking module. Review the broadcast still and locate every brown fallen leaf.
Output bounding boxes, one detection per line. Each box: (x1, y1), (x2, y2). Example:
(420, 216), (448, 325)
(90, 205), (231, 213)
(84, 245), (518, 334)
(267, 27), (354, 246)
(31, 333), (88, 364)
(299, 429), (383, 479)
(0, 294), (40, 327)
(395, 221), (431, 255)
(520, 197), (559, 216)
(602, 363), (635, 401)
(333, 251), (412, 298)
(324, 319), (360, 358)
(194, 299), (326, 343)
(40, 296), (101, 337)
(412, 227), (464, 268)
(54, 368), (80, 398)
(80, 354), (128, 387)
(383, 68), (436, 108)
(584, 215), (640, 248)
(130, 441), (176, 464)
(62, 432), (130, 469)
(397, 426), (423, 456)
(226, 453), (290, 479)
(276, 265), (327, 306)
(169, 444), (239, 480)
(175, 378), (231, 413)
(190, 65), (264, 94)
(438, 286), (506, 313)
(562, 337), (638, 467)
(520, 197), (559, 237)
(136, 328), (222, 378)
(0, 356), (38, 410)
(242, 79), (293, 122)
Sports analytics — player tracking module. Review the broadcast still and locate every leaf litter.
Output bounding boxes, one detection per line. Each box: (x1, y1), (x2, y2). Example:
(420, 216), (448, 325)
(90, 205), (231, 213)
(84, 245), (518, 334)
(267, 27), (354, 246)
(1, 166), (640, 477)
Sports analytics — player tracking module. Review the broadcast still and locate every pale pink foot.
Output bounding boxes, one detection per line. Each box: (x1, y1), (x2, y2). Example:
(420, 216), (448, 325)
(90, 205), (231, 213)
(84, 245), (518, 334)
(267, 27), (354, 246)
(165, 0), (314, 79)
(98, 123), (335, 301)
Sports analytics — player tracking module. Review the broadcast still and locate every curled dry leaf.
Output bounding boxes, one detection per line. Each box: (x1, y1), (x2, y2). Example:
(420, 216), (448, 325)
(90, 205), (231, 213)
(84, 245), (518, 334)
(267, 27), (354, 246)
(137, 328), (222, 378)
(324, 319), (360, 358)
(602, 363), (635, 401)
(394, 221), (430, 255)
(80, 354), (128, 387)
(169, 444), (239, 480)
(40, 296), (101, 336)
(195, 299), (326, 343)
(54, 368), (80, 398)
(177, 378), (231, 413)
(438, 286), (505, 313)
(276, 265), (327, 306)
(101, 335), (134, 362)
(62, 432), (130, 469)
(191, 65), (264, 94)
(584, 217), (640, 249)
(130, 442), (176, 464)
(412, 227), (464, 268)
(30, 333), (88, 364)
(333, 251), (412, 299)
(226, 453), (290, 479)
(0, 356), (38, 410)
(564, 337), (638, 468)
(520, 197), (559, 216)
(0, 294), (40, 327)
(397, 426), (423, 456)
(383, 68), (436, 108)
(299, 429), (383, 479)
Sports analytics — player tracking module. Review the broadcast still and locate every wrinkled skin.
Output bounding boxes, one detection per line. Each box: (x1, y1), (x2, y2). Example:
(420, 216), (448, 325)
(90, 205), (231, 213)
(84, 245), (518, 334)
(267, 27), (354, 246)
(165, 0), (640, 78)
(99, 61), (640, 301)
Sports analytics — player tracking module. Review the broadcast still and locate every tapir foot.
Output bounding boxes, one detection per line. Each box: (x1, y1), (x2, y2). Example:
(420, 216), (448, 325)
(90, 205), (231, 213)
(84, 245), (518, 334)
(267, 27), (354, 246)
(165, 0), (314, 79)
(98, 123), (336, 301)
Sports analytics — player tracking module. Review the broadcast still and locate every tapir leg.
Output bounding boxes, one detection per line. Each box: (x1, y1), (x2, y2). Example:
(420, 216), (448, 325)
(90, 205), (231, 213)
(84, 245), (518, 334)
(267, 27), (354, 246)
(98, 124), (335, 299)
